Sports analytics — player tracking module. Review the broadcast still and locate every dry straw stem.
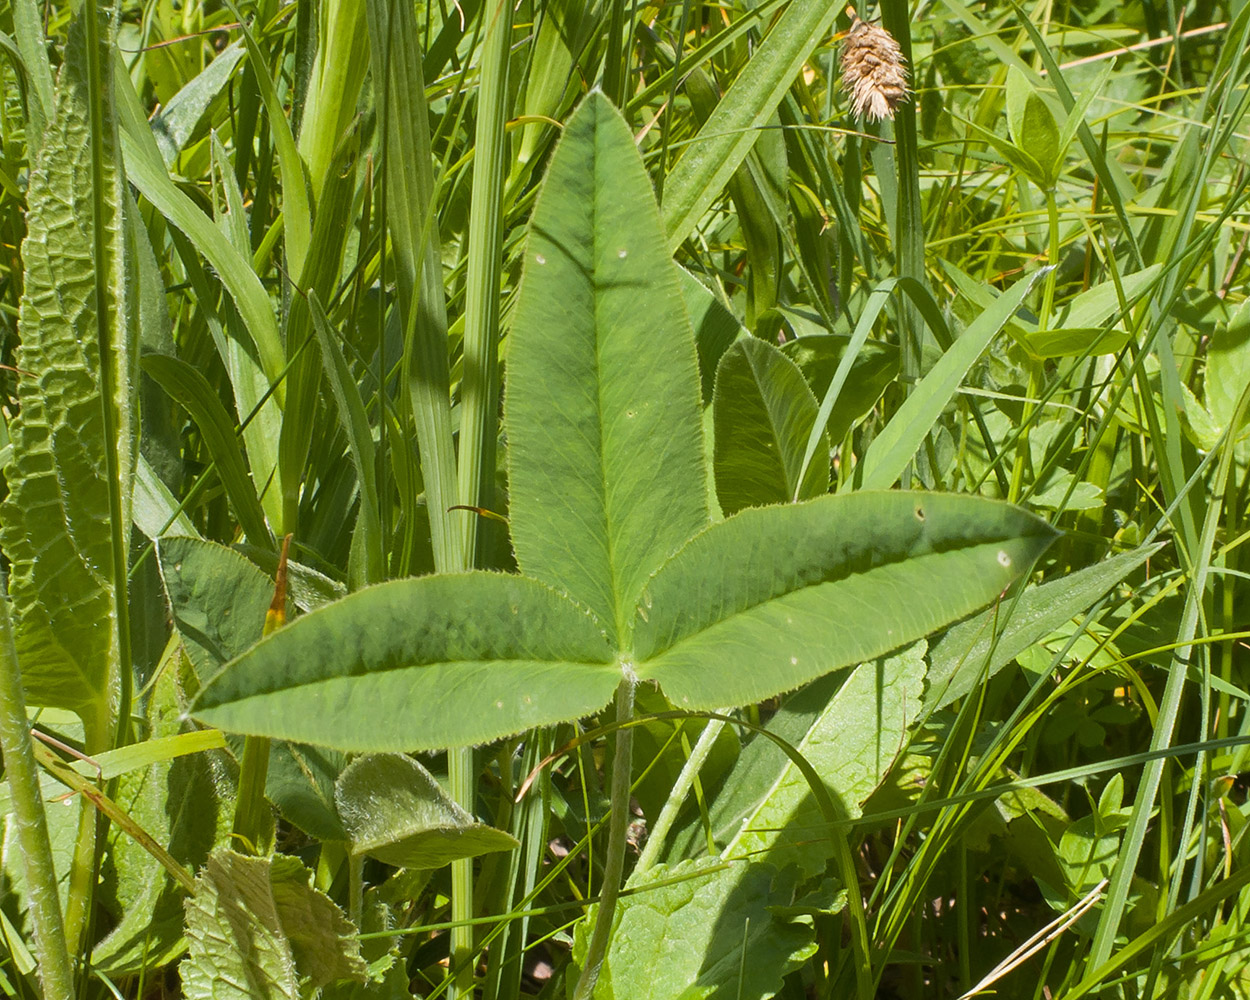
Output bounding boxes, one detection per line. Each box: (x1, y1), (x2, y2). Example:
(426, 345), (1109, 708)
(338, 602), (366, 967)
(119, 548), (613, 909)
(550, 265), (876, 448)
(840, 6), (909, 121)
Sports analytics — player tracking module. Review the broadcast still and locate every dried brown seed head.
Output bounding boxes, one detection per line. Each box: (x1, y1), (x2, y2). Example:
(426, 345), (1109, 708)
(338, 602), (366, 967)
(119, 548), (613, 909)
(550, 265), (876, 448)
(840, 7), (910, 122)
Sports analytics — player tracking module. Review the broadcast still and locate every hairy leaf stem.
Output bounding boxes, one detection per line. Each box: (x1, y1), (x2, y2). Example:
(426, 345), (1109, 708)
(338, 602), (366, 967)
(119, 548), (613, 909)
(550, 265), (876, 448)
(572, 677), (637, 1000)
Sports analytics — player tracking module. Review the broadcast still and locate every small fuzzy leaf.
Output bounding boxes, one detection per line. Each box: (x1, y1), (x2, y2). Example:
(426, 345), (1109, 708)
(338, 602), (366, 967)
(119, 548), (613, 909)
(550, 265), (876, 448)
(1018, 327), (1132, 359)
(1006, 67), (1060, 186)
(335, 755), (518, 869)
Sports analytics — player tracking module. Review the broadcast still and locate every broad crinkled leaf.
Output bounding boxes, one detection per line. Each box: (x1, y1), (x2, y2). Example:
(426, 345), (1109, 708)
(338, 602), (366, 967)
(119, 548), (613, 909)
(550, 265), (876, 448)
(578, 858), (816, 1000)
(192, 573), (619, 751)
(506, 91), (707, 644)
(713, 337), (829, 514)
(335, 754), (518, 869)
(93, 661), (233, 973)
(0, 14), (132, 739)
(181, 851), (366, 1000)
(725, 642), (927, 878)
(635, 492), (1058, 710)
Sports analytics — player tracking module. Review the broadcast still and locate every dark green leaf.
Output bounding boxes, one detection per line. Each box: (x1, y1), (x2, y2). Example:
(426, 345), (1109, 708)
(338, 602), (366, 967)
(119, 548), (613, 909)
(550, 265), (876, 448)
(713, 337), (829, 514)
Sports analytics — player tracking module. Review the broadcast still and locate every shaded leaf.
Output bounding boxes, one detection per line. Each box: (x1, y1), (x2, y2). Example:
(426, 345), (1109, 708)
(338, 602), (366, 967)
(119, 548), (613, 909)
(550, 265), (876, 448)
(93, 662), (233, 972)
(713, 337), (830, 514)
(266, 742), (349, 843)
(680, 266), (745, 404)
(779, 334), (898, 444)
(578, 858), (815, 1000)
(726, 643), (927, 877)
(335, 754), (517, 869)
(157, 536), (273, 683)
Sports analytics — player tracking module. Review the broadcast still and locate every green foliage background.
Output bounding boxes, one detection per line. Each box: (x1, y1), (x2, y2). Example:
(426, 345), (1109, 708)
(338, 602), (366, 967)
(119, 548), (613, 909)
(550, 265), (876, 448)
(0, 1), (1247, 999)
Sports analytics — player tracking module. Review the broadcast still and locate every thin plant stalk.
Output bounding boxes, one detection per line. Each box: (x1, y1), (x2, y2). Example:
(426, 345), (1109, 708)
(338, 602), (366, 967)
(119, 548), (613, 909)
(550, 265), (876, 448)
(449, 2), (512, 993)
(571, 678), (637, 1000)
(634, 717), (726, 875)
(0, 575), (75, 1000)
(1009, 189), (1060, 503)
(876, 0), (924, 383)
(231, 536), (293, 853)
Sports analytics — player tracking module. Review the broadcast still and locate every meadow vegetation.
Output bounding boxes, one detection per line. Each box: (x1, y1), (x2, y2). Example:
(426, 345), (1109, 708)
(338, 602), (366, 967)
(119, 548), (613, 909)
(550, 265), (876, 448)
(0, 1), (1247, 998)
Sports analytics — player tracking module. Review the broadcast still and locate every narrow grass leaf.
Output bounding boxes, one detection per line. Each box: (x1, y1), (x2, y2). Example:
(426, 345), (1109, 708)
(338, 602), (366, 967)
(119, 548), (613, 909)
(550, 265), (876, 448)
(365, 0), (460, 570)
(662, 1), (839, 253)
(149, 42), (246, 166)
(116, 69), (287, 530)
(308, 292), (383, 586)
(855, 270), (1041, 490)
(133, 455), (199, 539)
(226, 2), (312, 278)
(142, 355), (273, 549)
(925, 543), (1163, 714)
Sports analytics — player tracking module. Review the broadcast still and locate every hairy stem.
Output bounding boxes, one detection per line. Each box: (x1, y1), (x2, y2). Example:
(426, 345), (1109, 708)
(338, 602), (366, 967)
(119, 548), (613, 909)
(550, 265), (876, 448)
(572, 678), (637, 1000)
(0, 578), (75, 1000)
